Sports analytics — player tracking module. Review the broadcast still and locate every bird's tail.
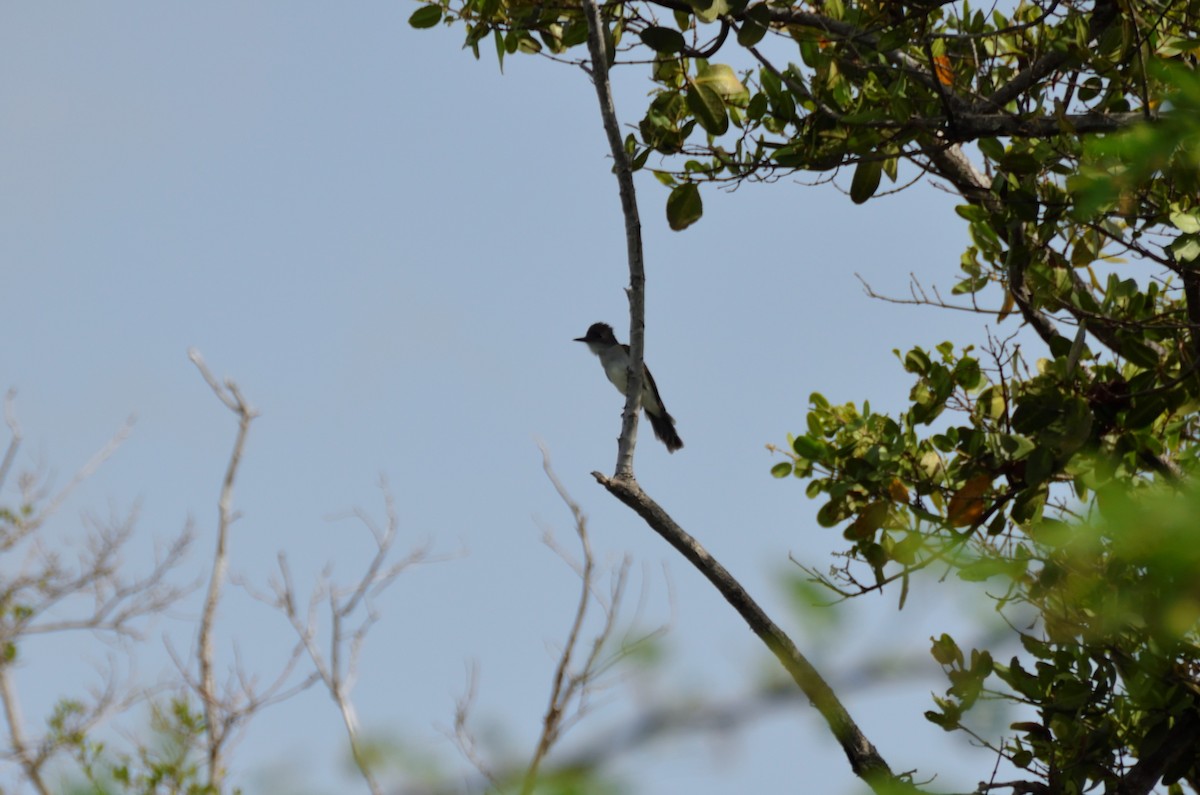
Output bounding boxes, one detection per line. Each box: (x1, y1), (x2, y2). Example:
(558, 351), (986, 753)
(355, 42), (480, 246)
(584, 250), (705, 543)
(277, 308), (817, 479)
(647, 409), (684, 453)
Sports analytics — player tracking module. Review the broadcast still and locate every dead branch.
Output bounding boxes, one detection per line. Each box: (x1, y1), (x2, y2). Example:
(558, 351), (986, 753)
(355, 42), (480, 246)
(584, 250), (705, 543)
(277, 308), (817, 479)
(252, 477), (436, 795)
(0, 390), (21, 497)
(521, 447), (633, 794)
(189, 348), (258, 790)
(0, 397), (191, 794)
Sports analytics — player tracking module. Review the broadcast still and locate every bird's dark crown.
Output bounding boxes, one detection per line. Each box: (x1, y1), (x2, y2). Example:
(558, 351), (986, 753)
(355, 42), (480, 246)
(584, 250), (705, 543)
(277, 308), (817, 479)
(574, 322), (618, 344)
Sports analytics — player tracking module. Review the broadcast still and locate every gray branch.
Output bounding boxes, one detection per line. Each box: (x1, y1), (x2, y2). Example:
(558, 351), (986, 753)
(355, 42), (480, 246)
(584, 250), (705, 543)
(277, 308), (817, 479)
(581, 0), (646, 479)
(592, 473), (923, 794)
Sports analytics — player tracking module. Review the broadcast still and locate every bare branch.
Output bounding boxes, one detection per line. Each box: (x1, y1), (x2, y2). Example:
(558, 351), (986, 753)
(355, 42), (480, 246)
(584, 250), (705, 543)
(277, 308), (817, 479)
(259, 478), (437, 795)
(522, 446), (609, 793)
(452, 662), (500, 788)
(856, 272), (1003, 315)
(0, 390), (21, 496)
(580, 0), (646, 478)
(2, 412), (137, 552)
(189, 348), (258, 790)
(592, 473), (923, 794)
(0, 666), (50, 795)
(0, 400), (193, 794)
(24, 513), (195, 638)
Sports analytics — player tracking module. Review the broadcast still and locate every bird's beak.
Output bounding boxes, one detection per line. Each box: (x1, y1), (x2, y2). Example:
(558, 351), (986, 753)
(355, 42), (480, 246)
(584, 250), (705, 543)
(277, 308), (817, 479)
(573, 335), (588, 343)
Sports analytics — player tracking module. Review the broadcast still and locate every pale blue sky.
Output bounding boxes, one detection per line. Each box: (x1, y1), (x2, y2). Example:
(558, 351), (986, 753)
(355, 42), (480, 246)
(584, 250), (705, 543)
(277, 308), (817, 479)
(2, 5), (1019, 793)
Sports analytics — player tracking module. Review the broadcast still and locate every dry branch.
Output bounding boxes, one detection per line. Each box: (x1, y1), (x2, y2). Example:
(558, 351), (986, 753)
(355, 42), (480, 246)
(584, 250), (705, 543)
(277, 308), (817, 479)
(189, 348), (258, 790)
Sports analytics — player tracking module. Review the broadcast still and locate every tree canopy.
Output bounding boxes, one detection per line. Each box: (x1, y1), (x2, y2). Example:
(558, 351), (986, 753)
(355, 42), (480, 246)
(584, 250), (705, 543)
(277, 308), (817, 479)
(416, 0), (1200, 792)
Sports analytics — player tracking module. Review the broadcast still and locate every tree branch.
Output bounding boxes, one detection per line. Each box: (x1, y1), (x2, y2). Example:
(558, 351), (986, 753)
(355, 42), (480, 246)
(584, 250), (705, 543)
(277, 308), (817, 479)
(1117, 708), (1200, 795)
(945, 111), (1148, 139)
(522, 446), (629, 793)
(0, 665), (50, 795)
(0, 390), (21, 497)
(591, 473), (921, 794)
(581, 0), (646, 478)
(189, 348), (258, 790)
(1003, 222), (1061, 347)
(1181, 263), (1200, 368)
(976, 0), (1119, 113)
(254, 478), (437, 795)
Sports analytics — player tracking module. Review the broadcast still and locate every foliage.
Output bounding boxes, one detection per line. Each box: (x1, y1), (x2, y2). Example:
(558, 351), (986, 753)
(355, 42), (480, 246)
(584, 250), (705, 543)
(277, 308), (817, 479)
(775, 333), (1200, 790)
(416, 0), (1200, 791)
(62, 698), (220, 795)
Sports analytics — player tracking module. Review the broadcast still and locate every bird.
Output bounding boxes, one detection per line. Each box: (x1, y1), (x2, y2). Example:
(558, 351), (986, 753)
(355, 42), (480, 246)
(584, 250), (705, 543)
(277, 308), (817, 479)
(574, 322), (683, 453)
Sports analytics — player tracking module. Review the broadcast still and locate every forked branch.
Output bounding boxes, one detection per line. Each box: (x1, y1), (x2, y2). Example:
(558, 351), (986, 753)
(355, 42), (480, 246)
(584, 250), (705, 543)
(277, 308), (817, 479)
(261, 479), (435, 795)
(521, 447), (631, 793)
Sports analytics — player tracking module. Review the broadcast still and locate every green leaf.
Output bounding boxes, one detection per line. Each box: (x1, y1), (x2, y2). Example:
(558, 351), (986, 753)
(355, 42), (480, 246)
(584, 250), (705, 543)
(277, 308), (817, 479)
(737, 4), (770, 46)
(958, 558), (1016, 582)
(977, 137), (1004, 161)
(954, 204), (988, 222)
(746, 92), (768, 121)
(517, 34), (542, 54)
(1023, 446), (1055, 487)
(1169, 210), (1200, 234)
(1124, 394), (1168, 430)
(666, 183), (703, 230)
(978, 387), (1007, 421)
(849, 160), (882, 204)
(792, 435), (826, 461)
(954, 357), (982, 389)
(931, 633), (962, 666)
(1012, 394), (1063, 434)
(816, 500), (842, 527)
(903, 348), (931, 374)
(770, 462), (793, 478)
(999, 433), (1035, 459)
(882, 156), (898, 182)
(688, 0), (731, 24)
(686, 82), (728, 135)
(695, 63), (748, 102)
(652, 55), (685, 86)
(1118, 334), (1162, 369)
(408, 4), (443, 28)
(640, 26), (686, 54)
(560, 20), (589, 48)
(1170, 234), (1200, 263)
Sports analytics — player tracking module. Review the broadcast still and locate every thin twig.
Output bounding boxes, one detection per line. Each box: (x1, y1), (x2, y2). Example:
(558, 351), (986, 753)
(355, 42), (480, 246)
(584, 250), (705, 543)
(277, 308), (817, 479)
(453, 662), (500, 788)
(0, 390), (21, 496)
(189, 348), (257, 790)
(522, 446), (598, 792)
(257, 479), (435, 795)
(11, 415), (137, 544)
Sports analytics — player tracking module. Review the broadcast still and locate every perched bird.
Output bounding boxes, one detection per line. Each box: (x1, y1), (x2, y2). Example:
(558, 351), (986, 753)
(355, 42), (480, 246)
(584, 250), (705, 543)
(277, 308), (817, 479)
(574, 322), (683, 453)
